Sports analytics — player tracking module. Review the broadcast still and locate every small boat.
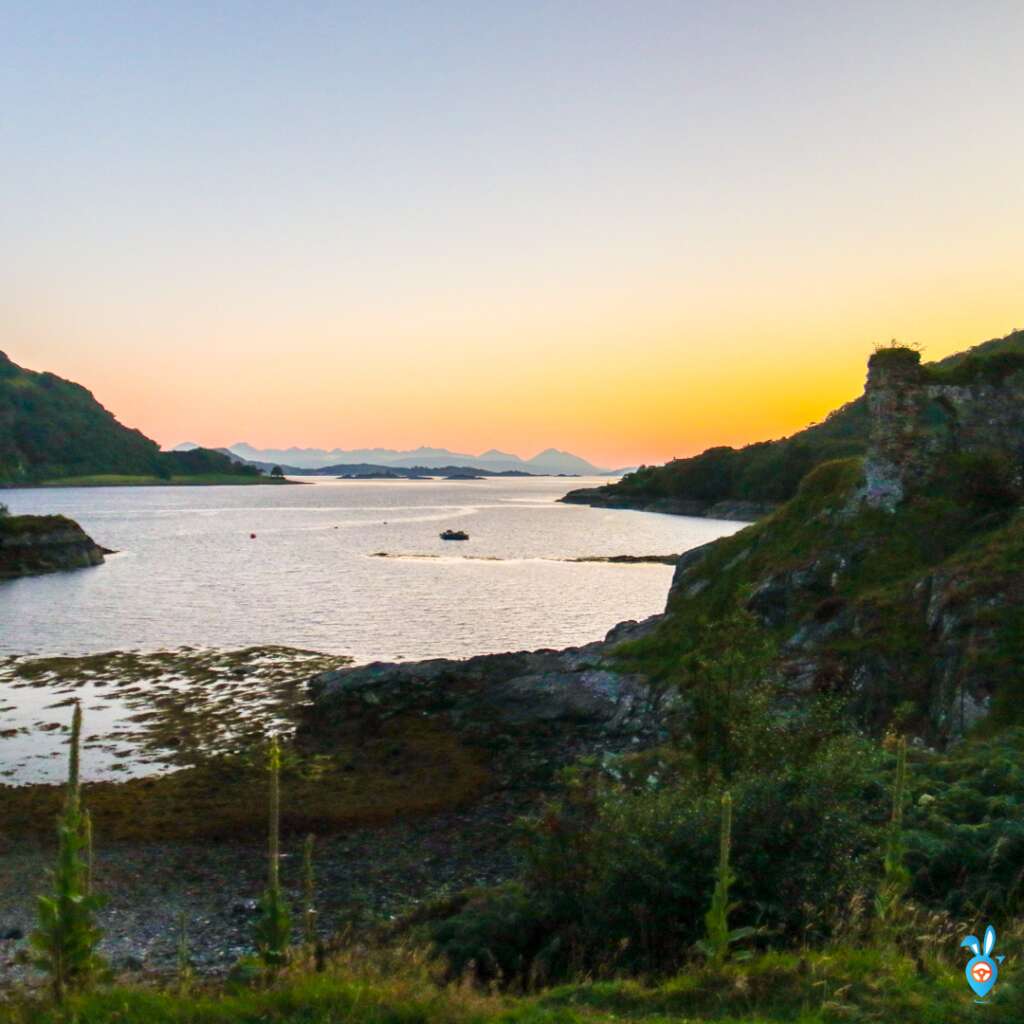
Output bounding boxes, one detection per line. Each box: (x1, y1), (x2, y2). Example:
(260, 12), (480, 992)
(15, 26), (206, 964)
(440, 529), (469, 541)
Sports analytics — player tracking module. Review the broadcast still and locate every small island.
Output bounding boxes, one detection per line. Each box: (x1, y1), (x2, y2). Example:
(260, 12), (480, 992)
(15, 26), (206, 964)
(0, 506), (110, 579)
(337, 470), (430, 480)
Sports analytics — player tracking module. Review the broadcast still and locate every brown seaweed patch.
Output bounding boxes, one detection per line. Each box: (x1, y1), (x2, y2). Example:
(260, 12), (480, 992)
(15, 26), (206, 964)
(0, 720), (489, 842)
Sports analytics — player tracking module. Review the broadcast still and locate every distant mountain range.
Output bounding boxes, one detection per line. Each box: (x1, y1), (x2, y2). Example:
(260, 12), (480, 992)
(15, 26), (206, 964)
(0, 346), (628, 486)
(172, 443), (630, 477)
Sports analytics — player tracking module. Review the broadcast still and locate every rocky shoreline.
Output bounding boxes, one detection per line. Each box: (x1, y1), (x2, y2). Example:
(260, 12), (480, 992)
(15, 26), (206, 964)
(558, 487), (775, 522)
(0, 618), (674, 986)
(0, 790), (532, 987)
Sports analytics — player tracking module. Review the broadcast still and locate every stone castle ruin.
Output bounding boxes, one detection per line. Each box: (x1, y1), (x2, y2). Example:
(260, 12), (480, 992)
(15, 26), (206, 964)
(863, 346), (1024, 510)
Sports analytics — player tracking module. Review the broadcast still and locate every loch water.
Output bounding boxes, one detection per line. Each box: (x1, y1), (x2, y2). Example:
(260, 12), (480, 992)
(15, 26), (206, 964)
(0, 476), (744, 661)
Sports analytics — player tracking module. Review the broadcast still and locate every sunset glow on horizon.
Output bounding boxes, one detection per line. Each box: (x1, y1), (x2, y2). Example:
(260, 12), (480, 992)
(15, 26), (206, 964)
(3, 2), (1022, 468)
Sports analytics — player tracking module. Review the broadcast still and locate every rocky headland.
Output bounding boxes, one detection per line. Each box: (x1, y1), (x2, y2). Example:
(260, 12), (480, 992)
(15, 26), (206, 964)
(558, 489), (775, 521)
(313, 345), (1024, 752)
(0, 513), (110, 580)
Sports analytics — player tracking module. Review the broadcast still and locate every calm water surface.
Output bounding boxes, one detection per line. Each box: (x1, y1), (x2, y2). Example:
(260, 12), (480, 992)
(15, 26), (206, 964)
(1, 477), (743, 661)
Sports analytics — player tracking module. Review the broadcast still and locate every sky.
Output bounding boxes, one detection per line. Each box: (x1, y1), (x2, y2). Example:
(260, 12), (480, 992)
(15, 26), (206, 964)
(2, 2), (1022, 468)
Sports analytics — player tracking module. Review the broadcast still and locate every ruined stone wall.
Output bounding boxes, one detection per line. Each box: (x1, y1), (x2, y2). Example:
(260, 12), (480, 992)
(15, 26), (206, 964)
(862, 348), (1024, 509)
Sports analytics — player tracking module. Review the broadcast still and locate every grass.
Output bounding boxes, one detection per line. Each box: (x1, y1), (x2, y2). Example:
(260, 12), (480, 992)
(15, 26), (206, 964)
(26, 474), (295, 487)
(1, 943), (1018, 1023)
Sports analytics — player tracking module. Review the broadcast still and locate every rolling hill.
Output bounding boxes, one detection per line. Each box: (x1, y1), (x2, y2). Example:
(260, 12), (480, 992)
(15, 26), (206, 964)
(0, 352), (263, 484)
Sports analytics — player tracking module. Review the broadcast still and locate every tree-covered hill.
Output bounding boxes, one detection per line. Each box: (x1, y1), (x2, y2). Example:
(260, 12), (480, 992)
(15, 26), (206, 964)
(0, 352), (263, 484)
(564, 327), (1024, 513)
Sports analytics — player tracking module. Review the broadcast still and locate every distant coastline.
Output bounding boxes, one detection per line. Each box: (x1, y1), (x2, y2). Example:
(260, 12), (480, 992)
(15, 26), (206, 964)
(2, 473), (300, 489)
(559, 486), (775, 522)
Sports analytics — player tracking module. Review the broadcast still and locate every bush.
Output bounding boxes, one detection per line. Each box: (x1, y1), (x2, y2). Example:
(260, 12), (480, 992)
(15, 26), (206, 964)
(904, 729), (1024, 916)
(432, 735), (884, 982)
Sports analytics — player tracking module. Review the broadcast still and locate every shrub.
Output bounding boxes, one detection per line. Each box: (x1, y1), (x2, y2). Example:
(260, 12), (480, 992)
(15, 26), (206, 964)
(432, 735), (883, 981)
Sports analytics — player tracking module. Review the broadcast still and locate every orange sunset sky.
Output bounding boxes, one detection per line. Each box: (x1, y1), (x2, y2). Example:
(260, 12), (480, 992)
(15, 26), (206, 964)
(4, 3), (1022, 468)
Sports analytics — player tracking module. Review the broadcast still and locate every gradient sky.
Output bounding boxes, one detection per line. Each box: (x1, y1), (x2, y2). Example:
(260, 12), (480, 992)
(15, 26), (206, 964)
(3, 2), (1022, 467)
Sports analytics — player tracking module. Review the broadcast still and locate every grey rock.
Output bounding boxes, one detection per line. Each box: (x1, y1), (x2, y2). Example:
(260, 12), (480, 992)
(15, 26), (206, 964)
(604, 614), (663, 646)
(306, 632), (664, 747)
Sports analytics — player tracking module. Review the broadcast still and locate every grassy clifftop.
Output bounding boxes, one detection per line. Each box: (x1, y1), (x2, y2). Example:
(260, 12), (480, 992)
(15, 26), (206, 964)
(616, 449), (1024, 739)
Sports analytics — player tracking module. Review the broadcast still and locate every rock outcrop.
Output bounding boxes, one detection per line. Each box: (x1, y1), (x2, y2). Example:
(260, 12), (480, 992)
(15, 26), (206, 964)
(0, 514), (110, 579)
(303, 616), (668, 765)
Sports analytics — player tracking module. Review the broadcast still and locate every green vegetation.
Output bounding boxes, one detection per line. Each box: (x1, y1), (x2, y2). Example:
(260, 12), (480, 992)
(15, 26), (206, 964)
(1, 939), (1019, 1023)
(0, 512), (81, 535)
(583, 328), (1024, 509)
(33, 473), (287, 486)
(0, 350), (276, 484)
(614, 450), (1023, 734)
(875, 737), (909, 933)
(696, 792), (754, 965)
(255, 738), (293, 970)
(30, 704), (105, 1002)
(0, 351), (160, 481)
(7, 618), (1023, 1021)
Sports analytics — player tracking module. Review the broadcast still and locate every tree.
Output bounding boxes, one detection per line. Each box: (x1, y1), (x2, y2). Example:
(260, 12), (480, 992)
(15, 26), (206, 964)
(270, 465), (284, 478)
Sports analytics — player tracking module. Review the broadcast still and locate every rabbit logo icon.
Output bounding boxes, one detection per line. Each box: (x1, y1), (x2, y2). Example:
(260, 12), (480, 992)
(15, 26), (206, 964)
(961, 925), (1003, 1001)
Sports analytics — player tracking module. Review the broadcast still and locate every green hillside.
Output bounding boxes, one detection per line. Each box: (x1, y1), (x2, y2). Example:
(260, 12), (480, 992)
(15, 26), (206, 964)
(571, 327), (1024, 509)
(0, 352), (264, 484)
